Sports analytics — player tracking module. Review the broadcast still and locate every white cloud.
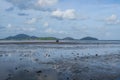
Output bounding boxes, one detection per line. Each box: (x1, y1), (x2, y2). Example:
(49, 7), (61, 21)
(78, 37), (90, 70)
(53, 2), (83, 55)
(58, 31), (67, 34)
(37, 0), (58, 7)
(43, 22), (49, 27)
(105, 14), (120, 24)
(14, 27), (36, 32)
(45, 28), (55, 33)
(6, 24), (36, 32)
(79, 16), (89, 20)
(6, 24), (12, 28)
(45, 28), (67, 34)
(106, 15), (117, 21)
(25, 18), (37, 24)
(105, 32), (111, 37)
(6, 0), (58, 11)
(51, 9), (77, 20)
(22, 27), (36, 32)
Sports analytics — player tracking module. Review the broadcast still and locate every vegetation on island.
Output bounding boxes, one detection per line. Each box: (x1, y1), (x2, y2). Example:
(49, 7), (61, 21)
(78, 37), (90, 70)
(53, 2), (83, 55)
(2, 34), (98, 40)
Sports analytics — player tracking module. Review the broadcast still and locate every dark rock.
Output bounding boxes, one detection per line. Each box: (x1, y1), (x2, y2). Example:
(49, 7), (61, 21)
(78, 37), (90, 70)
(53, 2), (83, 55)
(15, 67), (18, 70)
(6, 77), (11, 80)
(34, 59), (39, 61)
(0, 54), (3, 57)
(24, 70), (29, 72)
(44, 75), (47, 77)
(56, 40), (59, 43)
(74, 58), (77, 60)
(8, 74), (12, 76)
(48, 55), (50, 57)
(77, 53), (79, 55)
(36, 70), (42, 74)
(67, 77), (69, 80)
(20, 58), (23, 60)
(95, 54), (98, 56)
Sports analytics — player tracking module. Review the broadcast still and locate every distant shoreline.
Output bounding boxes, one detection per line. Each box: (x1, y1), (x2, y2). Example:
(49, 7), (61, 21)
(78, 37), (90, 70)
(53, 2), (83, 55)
(0, 40), (120, 44)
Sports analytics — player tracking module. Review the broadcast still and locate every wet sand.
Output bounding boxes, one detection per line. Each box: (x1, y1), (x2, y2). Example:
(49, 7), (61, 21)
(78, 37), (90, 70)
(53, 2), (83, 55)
(0, 43), (120, 80)
(0, 40), (120, 44)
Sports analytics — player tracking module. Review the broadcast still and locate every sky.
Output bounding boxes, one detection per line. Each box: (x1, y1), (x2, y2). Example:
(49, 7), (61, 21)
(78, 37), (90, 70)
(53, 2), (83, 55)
(0, 0), (120, 40)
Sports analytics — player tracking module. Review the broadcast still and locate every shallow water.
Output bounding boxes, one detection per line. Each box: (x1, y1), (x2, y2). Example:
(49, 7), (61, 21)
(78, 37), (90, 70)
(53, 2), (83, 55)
(0, 43), (120, 80)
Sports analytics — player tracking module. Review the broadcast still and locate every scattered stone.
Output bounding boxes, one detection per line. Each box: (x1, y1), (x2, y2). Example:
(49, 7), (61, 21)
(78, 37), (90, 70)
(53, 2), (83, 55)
(0, 54), (3, 57)
(20, 58), (23, 60)
(34, 58), (39, 61)
(6, 77), (11, 80)
(95, 54), (98, 56)
(77, 53), (79, 55)
(24, 69), (29, 72)
(48, 55), (50, 57)
(8, 74), (12, 77)
(5, 54), (8, 56)
(15, 67), (18, 70)
(74, 58), (77, 60)
(44, 75), (47, 77)
(86, 56), (89, 59)
(36, 70), (42, 74)
(67, 77), (69, 80)
(45, 54), (51, 57)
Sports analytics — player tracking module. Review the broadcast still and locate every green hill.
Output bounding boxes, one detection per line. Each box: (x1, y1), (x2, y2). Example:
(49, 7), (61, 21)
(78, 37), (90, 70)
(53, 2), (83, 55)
(38, 37), (58, 40)
(4, 34), (58, 40)
(80, 37), (98, 40)
(63, 37), (74, 40)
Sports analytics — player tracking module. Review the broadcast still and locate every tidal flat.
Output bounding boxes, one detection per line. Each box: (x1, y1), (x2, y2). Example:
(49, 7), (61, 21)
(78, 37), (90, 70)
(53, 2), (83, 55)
(0, 43), (120, 80)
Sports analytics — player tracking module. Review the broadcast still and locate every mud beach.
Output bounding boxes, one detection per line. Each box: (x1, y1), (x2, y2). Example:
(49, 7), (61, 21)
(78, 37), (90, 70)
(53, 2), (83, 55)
(0, 42), (120, 80)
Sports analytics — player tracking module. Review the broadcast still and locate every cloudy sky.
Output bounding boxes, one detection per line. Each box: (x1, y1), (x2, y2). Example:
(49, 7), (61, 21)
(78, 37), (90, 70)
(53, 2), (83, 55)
(0, 0), (120, 40)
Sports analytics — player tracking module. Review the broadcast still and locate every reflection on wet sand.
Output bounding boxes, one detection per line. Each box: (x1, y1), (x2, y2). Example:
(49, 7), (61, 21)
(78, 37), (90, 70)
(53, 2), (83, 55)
(0, 44), (120, 80)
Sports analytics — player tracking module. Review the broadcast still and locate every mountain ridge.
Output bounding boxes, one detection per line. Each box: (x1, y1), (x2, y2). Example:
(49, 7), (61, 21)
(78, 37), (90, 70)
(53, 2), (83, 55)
(2, 34), (98, 40)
